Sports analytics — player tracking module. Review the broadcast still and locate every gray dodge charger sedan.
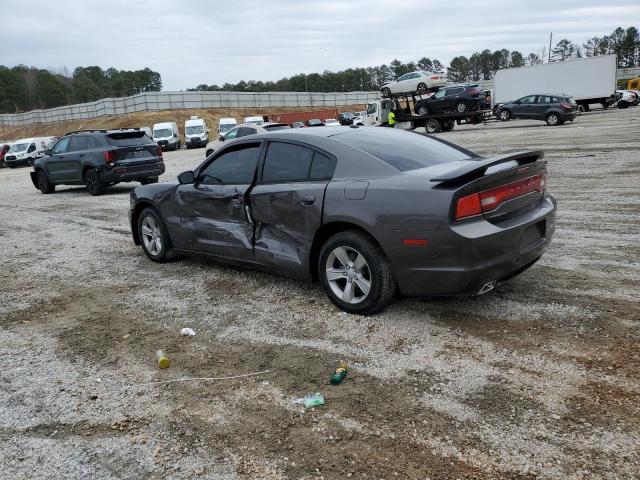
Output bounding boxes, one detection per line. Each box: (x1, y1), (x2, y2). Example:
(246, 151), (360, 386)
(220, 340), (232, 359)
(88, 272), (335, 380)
(129, 127), (556, 314)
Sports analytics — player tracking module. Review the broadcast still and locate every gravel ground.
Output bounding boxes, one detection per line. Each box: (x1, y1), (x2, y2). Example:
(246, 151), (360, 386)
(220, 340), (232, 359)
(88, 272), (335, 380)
(1, 107), (639, 479)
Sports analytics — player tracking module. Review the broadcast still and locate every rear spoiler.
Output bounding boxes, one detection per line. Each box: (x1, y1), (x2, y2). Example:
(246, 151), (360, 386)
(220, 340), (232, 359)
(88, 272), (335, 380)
(432, 150), (544, 187)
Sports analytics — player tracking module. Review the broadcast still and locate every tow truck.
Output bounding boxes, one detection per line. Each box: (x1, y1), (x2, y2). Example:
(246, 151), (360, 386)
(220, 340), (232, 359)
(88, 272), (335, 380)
(354, 89), (493, 133)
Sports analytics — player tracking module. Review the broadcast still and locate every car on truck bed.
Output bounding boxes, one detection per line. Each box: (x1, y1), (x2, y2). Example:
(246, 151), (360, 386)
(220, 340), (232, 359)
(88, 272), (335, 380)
(415, 85), (484, 115)
(31, 129), (165, 196)
(380, 71), (446, 97)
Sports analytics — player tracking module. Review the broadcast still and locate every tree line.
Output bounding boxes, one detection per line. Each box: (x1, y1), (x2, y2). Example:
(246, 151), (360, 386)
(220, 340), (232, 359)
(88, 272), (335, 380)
(0, 66), (161, 114)
(191, 25), (639, 91)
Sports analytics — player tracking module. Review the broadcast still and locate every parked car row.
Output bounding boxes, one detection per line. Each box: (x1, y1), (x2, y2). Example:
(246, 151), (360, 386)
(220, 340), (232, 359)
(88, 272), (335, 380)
(0, 137), (58, 168)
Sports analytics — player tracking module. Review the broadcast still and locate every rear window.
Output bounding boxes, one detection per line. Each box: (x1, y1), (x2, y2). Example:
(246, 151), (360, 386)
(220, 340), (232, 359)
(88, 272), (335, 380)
(263, 125), (291, 131)
(335, 129), (475, 171)
(106, 131), (153, 146)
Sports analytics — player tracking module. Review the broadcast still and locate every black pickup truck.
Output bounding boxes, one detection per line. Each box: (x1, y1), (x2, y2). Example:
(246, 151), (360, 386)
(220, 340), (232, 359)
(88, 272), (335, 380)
(31, 129), (165, 195)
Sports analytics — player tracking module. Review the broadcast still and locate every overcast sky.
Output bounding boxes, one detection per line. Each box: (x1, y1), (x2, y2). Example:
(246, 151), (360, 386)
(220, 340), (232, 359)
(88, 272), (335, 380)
(1, 0), (638, 90)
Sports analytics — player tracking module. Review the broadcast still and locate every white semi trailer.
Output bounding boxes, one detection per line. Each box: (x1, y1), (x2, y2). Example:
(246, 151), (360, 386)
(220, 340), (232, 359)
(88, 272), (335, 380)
(494, 55), (618, 111)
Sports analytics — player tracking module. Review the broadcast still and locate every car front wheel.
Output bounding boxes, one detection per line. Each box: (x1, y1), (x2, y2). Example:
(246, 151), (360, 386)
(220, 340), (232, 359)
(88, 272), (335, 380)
(319, 230), (396, 315)
(138, 207), (176, 262)
(499, 109), (511, 121)
(36, 170), (55, 194)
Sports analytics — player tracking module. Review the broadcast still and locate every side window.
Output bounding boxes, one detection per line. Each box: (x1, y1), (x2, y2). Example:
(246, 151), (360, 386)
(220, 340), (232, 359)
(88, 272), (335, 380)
(52, 137), (70, 155)
(433, 89), (446, 99)
(27, 143), (36, 153)
(309, 152), (334, 180)
(262, 142), (314, 183)
(69, 136), (88, 152)
(86, 137), (101, 148)
(198, 144), (260, 185)
(536, 96), (551, 103)
(236, 127), (257, 138)
(446, 87), (463, 95)
(519, 96), (536, 104)
(397, 73), (410, 82)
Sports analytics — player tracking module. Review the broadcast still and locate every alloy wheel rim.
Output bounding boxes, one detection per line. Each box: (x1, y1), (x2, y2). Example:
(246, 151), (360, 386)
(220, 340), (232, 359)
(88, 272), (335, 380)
(500, 111), (508, 120)
(325, 246), (371, 304)
(141, 216), (162, 256)
(549, 114), (558, 125)
(457, 103), (466, 112)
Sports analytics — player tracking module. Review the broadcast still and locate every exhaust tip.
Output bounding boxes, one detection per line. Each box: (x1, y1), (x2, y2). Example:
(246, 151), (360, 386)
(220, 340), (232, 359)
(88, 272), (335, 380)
(477, 281), (496, 295)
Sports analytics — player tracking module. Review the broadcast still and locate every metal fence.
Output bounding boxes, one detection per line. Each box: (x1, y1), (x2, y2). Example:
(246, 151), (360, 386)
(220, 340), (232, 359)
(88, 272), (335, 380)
(0, 91), (380, 127)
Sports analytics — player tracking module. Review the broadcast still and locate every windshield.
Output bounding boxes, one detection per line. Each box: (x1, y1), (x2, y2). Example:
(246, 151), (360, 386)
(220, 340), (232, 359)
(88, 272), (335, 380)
(219, 123), (234, 133)
(186, 125), (204, 135)
(10, 143), (29, 152)
(335, 129), (475, 171)
(153, 129), (172, 138)
(366, 103), (377, 115)
(245, 119), (263, 125)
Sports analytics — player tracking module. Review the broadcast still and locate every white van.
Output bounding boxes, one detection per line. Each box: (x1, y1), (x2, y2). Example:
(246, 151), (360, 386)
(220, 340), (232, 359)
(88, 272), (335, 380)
(4, 137), (55, 168)
(184, 116), (209, 149)
(243, 116), (264, 126)
(218, 117), (237, 134)
(153, 122), (180, 151)
(140, 127), (152, 138)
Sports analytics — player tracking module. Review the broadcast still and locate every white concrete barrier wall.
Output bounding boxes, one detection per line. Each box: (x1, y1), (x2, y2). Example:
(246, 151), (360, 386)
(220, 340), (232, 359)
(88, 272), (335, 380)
(0, 91), (380, 127)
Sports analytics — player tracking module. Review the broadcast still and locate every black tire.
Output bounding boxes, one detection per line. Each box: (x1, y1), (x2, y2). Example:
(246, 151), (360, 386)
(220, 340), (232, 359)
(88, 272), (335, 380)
(425, 118), (441, 134)
(456, 102), (468, 113)
(618, 101), (629, 109)
(546, 112), (560, 126)
(36, 170), (55, 194)
(318, 230), (396, 315)
(417, 82), (427, 94)
(84, 168), (107, 196)
(417, 105), (428, 116)
(140, 177), (159, 185)
(137, 207), (176, 262)
(441, 120), (454, 132)
(499, 109), (511, 121)
(381, 87), (391, 98)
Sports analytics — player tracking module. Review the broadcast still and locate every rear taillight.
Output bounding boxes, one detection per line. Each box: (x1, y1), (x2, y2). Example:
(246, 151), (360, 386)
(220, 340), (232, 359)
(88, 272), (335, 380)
(455, 174), (546, 220)
(560, 102), (573, 110)
(103, 151), (116, 164)
(469, 88), (480, 97)
(156, 146), (163, 157)
(430, 75), (440, 80)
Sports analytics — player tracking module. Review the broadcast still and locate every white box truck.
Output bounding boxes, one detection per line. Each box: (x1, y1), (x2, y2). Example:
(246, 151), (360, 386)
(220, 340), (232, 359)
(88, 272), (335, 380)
(184, 116), (209, 149)
(494, 54), (617, 111)
(152, 122), (180, 151)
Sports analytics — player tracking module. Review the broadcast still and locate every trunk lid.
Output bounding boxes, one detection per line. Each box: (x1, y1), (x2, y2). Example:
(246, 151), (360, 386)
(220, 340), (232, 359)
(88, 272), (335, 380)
(106, 131), (161, 166)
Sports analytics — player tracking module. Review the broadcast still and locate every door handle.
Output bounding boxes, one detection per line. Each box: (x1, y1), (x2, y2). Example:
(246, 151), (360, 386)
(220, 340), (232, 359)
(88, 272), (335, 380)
(79, 154), (85, 157)
(301, 195), (315, 205)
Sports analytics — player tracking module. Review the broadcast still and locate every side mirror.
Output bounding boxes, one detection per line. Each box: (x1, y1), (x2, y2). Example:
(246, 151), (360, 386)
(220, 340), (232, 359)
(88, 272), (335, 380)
(174, 133), (178, 138)
(178, 171), (195, 185)
(45, 148), (52, 156)
(219, 135), (224, 141)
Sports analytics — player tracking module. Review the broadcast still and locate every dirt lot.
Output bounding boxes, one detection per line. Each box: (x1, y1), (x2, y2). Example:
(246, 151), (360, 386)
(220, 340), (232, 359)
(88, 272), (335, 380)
(1, 108), (639, 479)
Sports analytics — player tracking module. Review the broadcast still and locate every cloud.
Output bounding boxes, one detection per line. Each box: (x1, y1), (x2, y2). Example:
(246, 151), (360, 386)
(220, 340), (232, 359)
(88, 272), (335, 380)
(0, 0), (638, 90)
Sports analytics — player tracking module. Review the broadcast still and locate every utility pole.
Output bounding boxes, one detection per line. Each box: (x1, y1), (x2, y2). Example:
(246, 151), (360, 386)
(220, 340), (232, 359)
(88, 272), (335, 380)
(548, 32), (553, 63)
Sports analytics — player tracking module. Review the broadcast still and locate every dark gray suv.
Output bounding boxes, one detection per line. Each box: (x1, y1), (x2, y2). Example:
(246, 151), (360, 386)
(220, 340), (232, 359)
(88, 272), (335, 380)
(497, 94), (578, 126)
(31, 129), (165, 196)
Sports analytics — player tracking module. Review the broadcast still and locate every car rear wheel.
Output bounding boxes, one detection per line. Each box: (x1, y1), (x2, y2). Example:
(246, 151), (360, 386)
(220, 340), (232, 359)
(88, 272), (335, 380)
(381, 87), (391, 98)
(499, 109), (511, 121)
(138, 207), (176, 262)
(319, 230), (396, 315)
(425, 118), (441, 134)
(456, 102), (468, 113)
(546, 112), (560, 126)
(84, 169), (107, 196)
(36, 170), (55, 194)
(417, 82), (427, 94)
(441, 120), (455, 132)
